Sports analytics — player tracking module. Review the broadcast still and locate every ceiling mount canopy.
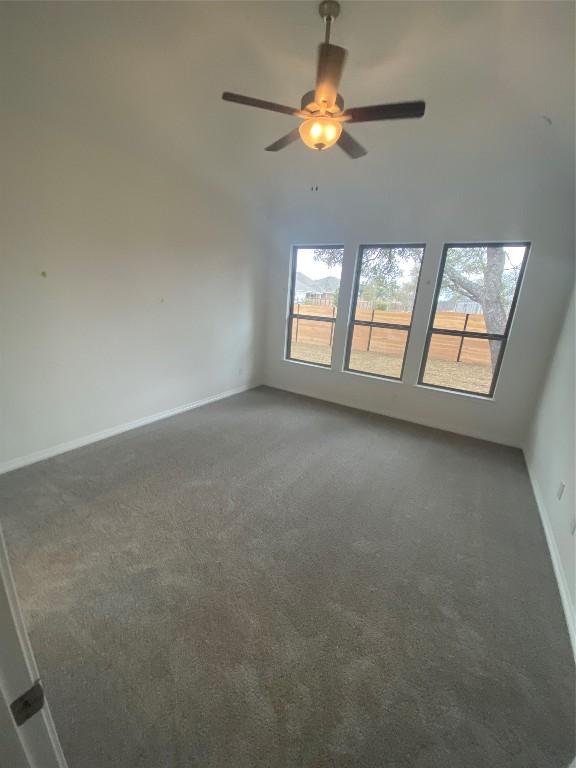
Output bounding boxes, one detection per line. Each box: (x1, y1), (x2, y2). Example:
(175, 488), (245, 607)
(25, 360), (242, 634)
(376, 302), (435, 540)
(221, 1), (426, 159)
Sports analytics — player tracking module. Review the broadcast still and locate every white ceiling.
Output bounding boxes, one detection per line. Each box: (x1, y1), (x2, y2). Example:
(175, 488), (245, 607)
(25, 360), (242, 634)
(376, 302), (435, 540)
(3, 1), (574, 228)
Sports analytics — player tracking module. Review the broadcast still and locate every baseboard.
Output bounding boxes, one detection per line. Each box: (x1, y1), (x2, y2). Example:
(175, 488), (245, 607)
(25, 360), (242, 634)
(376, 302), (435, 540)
(0, 383), (256, 476)
(525, 459), (576, 662)
(262, 382), (520, 448)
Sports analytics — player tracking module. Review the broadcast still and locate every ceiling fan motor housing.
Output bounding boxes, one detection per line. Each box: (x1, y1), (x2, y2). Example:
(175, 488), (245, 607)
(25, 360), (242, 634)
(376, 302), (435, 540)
(319, 0), (340, 21)
(301, 90), (344, 115)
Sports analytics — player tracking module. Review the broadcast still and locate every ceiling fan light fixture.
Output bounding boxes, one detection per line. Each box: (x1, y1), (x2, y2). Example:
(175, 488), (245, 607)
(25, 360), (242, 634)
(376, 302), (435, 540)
(299, 117), (342, 151)
(222, 1), (426, 158)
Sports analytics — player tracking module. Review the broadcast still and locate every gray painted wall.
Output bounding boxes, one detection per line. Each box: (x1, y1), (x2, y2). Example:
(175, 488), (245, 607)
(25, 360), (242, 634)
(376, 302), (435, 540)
(1, 1), (574, 463)
(525, 291), (575, 637)
(0, 2), (269, 467)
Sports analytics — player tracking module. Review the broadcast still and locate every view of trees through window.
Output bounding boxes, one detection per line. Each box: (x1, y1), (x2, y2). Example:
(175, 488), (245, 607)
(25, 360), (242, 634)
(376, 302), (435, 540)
(343, 245), (424, 379)
(420, 244), (529, 395)
(285, 242), (528, 395)
(286, 247), (343, 366)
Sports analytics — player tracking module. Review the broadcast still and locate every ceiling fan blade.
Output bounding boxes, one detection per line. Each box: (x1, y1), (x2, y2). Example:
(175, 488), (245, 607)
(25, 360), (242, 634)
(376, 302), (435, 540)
(315, 43), (347, 107)
(344, 101), (426, 123)
(337, 130), (367, 159)
(265, 128), (301, 152)
(222, 92), (299, 117)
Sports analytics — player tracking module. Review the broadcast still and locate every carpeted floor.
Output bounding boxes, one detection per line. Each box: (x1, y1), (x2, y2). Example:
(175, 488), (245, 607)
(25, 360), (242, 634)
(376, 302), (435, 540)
(0, 386), (574, 768)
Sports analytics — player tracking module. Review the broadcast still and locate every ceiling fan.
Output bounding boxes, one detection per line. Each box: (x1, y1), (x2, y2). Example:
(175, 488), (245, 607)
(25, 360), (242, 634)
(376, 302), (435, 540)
(222, 0), (425, 159)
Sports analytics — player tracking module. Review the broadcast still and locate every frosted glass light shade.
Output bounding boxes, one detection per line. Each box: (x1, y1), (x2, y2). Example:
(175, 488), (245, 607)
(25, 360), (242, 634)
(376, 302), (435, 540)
(298, 117), (342, 151)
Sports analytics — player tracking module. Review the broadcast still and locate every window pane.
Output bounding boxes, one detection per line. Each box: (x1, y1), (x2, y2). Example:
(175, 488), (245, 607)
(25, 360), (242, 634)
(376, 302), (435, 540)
(421, 334), (502, 395)
(354, 246), (424, 323)
(433, 245), (528, 335)
(348, 325), (408, 379)
(293, 247), (343, 318)
(288, 319), (334, 366)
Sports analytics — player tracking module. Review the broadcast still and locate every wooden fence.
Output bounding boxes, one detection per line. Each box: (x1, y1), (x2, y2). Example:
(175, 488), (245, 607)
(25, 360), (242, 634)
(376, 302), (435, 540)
(291, 304), (493, 366)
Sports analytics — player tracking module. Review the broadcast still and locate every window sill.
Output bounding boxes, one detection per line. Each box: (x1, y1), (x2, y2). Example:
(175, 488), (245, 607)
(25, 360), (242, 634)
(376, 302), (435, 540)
(343, 368), (403, 385)
(283, 357), (332, 371)
(415, 383), (496, 402)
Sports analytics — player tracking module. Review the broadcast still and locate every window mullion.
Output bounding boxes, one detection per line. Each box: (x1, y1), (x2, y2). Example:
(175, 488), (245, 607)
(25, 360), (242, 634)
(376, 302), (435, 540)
(429, 328), (505, 341)
(331, 240), (357, 372)
(290, 314), (336, 323)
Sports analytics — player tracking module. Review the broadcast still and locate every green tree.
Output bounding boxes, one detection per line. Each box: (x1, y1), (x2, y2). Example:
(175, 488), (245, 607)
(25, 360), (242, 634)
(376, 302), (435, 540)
(440, 246), (520, 367)
(313, 246), (421, 311)
(314, 245), (521, 368)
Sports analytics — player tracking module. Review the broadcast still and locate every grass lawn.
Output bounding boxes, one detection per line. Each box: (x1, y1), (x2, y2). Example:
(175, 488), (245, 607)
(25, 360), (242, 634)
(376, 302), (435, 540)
(289, 342), (494, 394)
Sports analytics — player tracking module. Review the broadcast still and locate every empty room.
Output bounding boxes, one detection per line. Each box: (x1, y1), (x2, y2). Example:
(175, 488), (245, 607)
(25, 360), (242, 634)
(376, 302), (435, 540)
(0, 1), (574, 767)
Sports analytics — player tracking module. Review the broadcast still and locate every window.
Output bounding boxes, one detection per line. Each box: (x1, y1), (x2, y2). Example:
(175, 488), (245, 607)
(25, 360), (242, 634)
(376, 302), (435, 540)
(345, 245), (425, 380)
(286, 246), (343, 367)
(419, 242), (529, 397)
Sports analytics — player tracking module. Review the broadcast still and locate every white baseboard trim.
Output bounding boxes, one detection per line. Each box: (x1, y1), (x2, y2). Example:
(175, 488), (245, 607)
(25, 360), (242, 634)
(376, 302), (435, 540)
(0, 383), (256, 476)
(264, 382), (520, 448)
(526, 460), (576, 662)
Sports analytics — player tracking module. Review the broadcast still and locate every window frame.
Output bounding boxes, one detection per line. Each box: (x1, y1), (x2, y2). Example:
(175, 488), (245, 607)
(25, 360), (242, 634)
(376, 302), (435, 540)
(344, 243), (426, 382)
(285, 244), (344, 369)
(418, 241), (531, 398)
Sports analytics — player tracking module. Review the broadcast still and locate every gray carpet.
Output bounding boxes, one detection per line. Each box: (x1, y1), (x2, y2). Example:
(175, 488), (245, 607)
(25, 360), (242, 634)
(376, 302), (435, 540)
(0, 386), (573, 768)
